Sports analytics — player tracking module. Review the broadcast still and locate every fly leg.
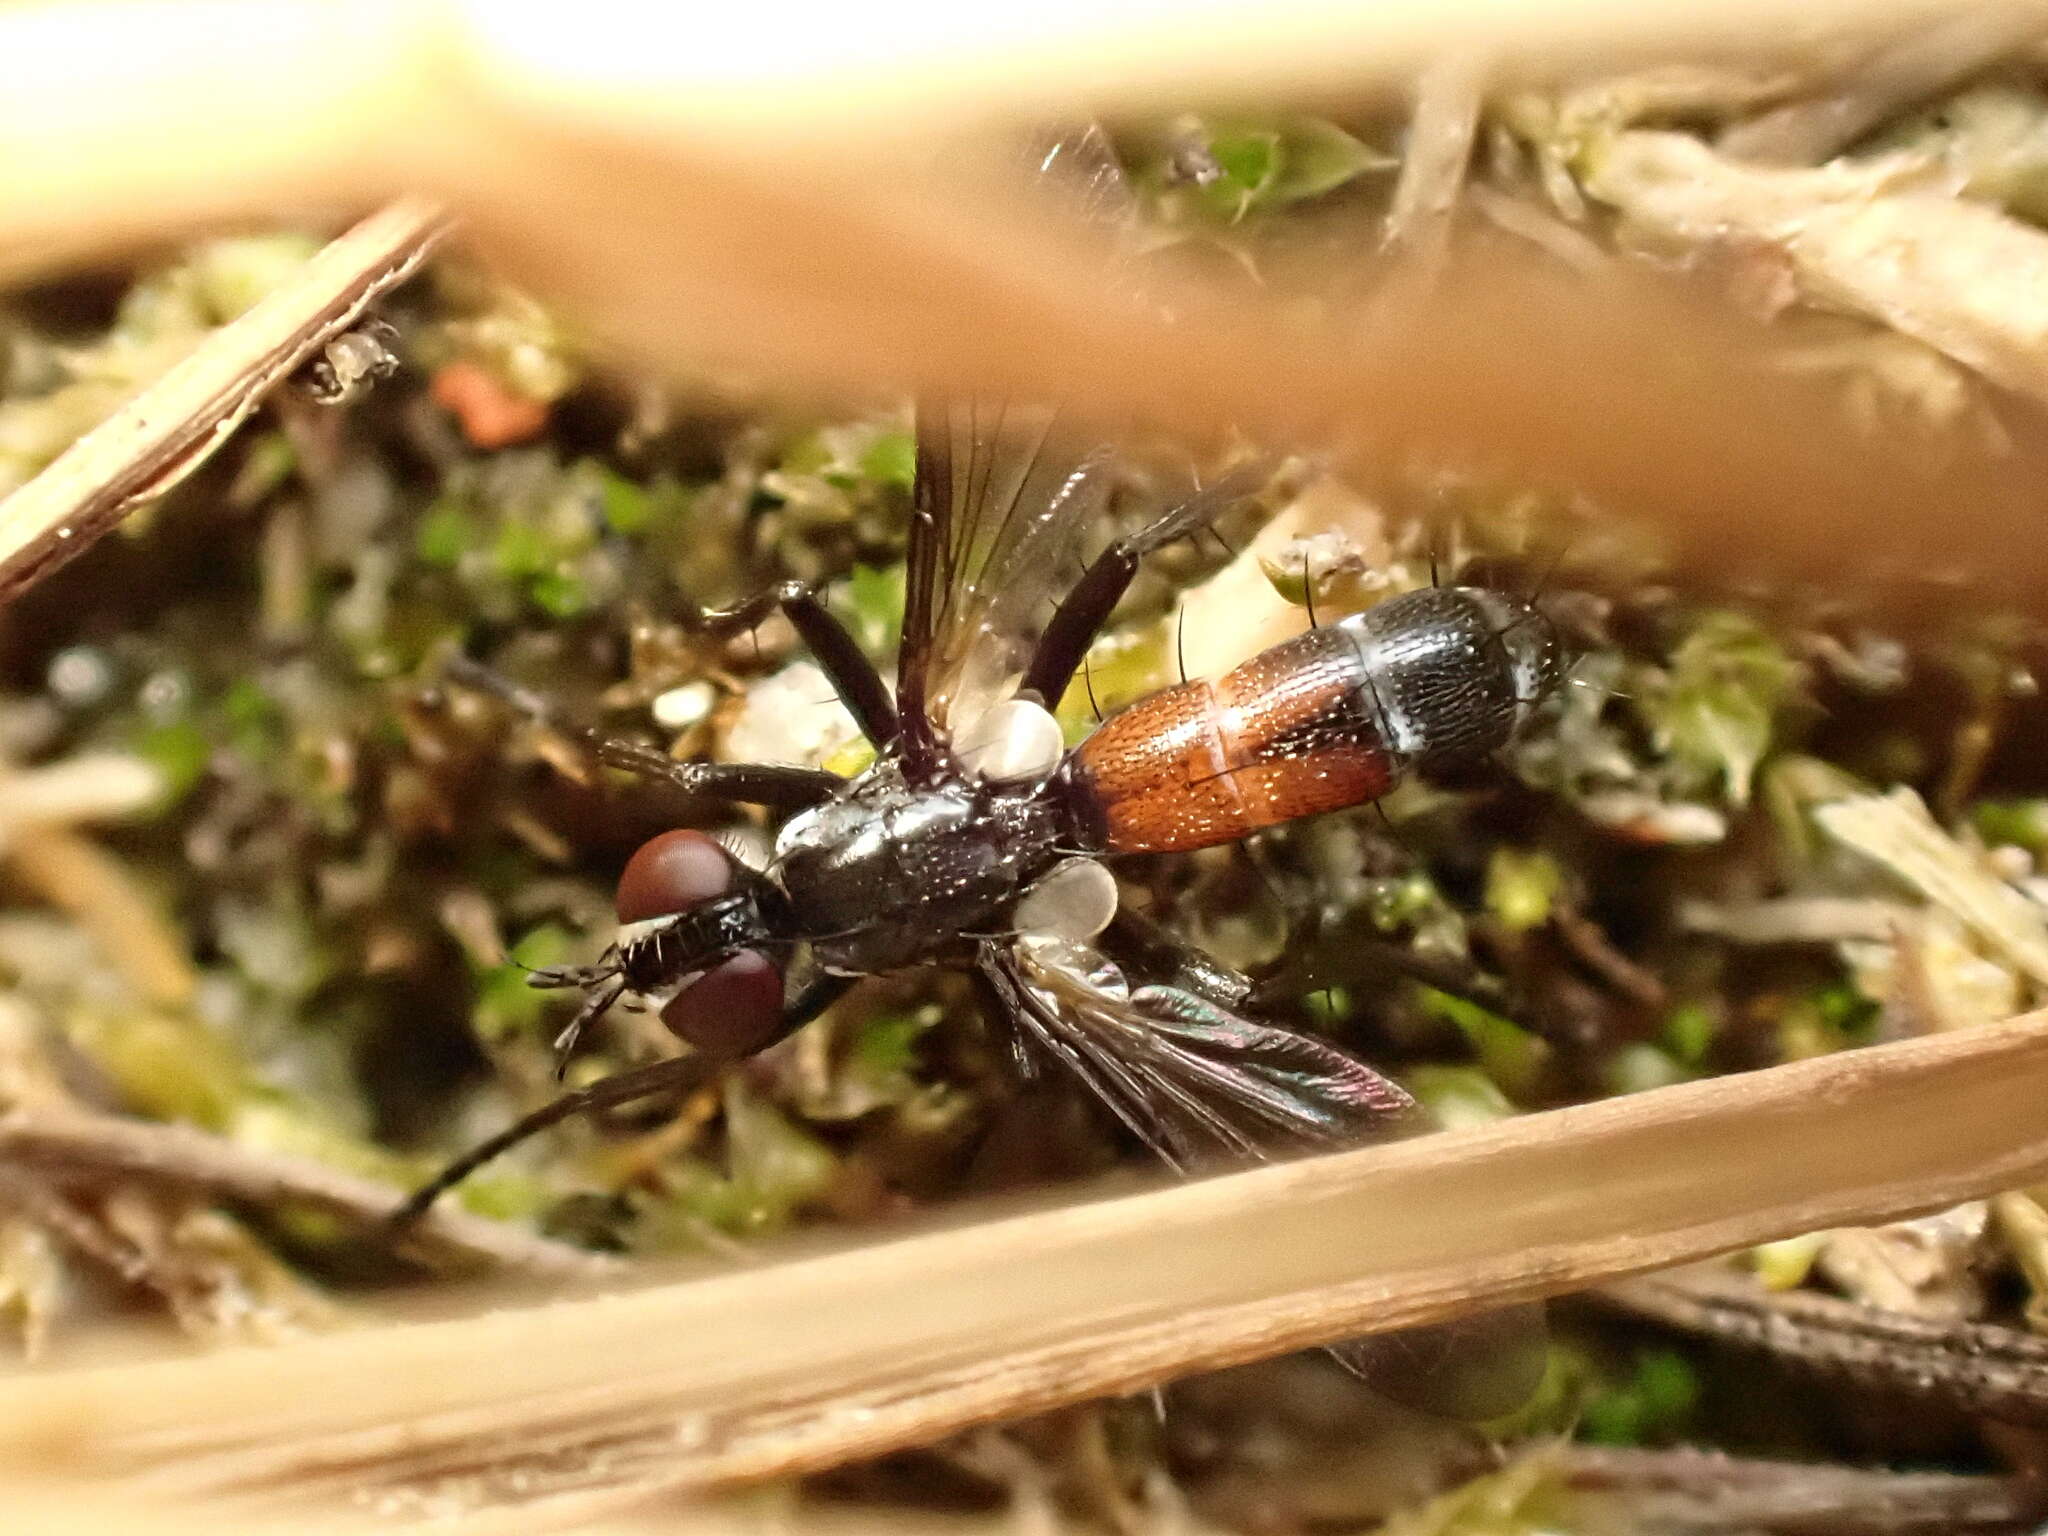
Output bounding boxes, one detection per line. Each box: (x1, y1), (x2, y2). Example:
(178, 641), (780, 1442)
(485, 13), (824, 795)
(1101, 907), (1259, 1013)
(1245, 907), (1512, 1020)
(689, 582), (898, 749)
(1021, 459), (1272, 705)
(388, 973), (852, 1230)
(443, 653), (840, 812)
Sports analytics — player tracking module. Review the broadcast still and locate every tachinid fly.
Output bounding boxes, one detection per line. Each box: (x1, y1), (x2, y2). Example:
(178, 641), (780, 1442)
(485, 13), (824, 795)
(396, 126), (1564, 1420)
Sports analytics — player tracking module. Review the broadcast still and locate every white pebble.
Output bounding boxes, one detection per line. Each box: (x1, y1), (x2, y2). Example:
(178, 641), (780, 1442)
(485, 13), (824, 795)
(651, 680), (716, 731)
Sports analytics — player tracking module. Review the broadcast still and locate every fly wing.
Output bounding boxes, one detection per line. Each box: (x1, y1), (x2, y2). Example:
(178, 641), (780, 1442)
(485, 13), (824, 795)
(985, 937), (1548, 1420)
(911, 402), (1116, 745)
(989, 937), (1422, 1173)
(894, 126), (1136, 762)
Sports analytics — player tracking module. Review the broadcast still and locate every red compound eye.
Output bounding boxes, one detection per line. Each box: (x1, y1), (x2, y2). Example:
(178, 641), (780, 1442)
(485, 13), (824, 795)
(616, 831), (786, 1056)
(660, 950), (786, 1056)
(615, 829), (734, 922)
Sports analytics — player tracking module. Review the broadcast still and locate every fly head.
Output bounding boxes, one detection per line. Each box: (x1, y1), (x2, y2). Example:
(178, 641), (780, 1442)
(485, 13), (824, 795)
(532, 829), (791, 1070)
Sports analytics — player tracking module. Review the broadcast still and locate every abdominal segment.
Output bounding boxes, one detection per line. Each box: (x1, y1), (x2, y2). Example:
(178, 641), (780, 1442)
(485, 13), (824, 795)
(1067, 625), (1399, 853)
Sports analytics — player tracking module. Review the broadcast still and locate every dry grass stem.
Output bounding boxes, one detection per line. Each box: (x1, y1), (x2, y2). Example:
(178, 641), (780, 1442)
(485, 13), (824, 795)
(0, 1012), (2045, 1520)
(0, 198), (444, 608)
(0, 6), (2032, 614)
(5, 830), (196, 1008)
(0, 0), (1969, 262)
(456, 128), (2048, 614)
(0, 1110), (606, 1280)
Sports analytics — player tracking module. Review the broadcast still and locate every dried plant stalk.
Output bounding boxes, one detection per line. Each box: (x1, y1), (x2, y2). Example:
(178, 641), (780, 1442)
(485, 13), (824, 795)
(0, 1110), (604, 1279)
(0, 1011), (2046, 1522)
(0, 0), (1967, 267)
(0, 5), (2035, 615)
(0, 198), (444, 607)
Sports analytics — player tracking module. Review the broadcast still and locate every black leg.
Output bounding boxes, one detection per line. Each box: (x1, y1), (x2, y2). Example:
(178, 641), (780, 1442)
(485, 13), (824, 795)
(970, 960), (1043, 1084)
(1101, 908), (1259, 1014)
(443, 653), (841, 811)
(591, 738), (841, 811)
(691, 582), (898, 749)
(1246, 909), (1511, 1018)
(386, 973), (854, 1231)
(1021, 460), (1271, 707)
(385, 1054), (721, 1234)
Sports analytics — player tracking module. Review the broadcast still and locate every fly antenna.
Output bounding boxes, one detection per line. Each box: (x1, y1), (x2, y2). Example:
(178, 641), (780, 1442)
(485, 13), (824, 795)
(1175, 602), (1190, 685)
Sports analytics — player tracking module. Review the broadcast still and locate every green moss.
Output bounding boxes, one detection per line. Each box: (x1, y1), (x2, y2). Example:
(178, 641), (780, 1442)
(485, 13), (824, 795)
(1637, 611), (1800, 804)
(1415, 988), (1551, 1102)
(1485, 847), (1563, 933)
(134, 720), (211, 803)
(415, 500), (479, 567)
(859, 430), (917, 490)
(1579, 1347), (1701, 1446)
(1659, 1002), (1719, 1066)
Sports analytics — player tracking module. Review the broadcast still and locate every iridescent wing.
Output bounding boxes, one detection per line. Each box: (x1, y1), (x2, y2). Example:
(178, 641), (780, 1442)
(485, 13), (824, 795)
(984, 936), (1425, 1167)
(894, 126), (1134, 768)
(983, 936), (1549, 1420)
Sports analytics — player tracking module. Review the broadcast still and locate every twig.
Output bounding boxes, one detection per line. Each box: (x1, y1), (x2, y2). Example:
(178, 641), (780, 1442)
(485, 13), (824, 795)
(1381, 51), (1487, 271)
(1558, 1443), (2042, 1533)
(0, 198), (445, 608)
(2, 1012), (2048, 1520)
(0, 1166), (152, 1287)
(1594, 1264), (2048, 1425)
(1551, 899), (1669, 1010)
(0, 1109), (607, 1280)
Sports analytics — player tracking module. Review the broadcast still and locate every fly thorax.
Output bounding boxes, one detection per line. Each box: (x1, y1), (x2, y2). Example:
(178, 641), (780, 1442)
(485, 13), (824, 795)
(773, 756), (1068, 974)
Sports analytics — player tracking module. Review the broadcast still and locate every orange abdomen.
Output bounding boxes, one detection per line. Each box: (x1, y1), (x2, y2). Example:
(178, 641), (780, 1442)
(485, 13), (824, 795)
(1068, 625), (1397, 853)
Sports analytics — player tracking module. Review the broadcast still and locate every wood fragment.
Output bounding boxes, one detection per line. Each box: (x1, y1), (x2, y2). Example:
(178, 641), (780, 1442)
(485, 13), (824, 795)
(0, 1109), (607, 1280)
(1815, 788), (2048, 987)
(1595, 1264), (2048, 1425)
(2, 1012), (2048, 1520)
(0, 198), (444, 609)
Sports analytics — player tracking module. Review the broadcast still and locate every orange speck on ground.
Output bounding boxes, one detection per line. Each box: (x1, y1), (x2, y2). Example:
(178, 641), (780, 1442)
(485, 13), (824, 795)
(430, 361), (549, 449)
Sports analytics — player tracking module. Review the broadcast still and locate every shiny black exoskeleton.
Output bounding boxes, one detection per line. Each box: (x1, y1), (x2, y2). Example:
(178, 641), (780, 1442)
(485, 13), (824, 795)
(773, 758), (1074, 974)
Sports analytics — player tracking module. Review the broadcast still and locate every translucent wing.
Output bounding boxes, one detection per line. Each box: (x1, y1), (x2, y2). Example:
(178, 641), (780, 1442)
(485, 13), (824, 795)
(983, 936), (1549, 1419)
(987, 936), (1421, 1165)
(895, 126), (1135, 765)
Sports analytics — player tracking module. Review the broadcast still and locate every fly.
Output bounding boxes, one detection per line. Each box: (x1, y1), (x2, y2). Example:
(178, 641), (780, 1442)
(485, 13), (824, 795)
(393, 126), (1564, 1419)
